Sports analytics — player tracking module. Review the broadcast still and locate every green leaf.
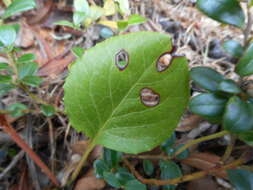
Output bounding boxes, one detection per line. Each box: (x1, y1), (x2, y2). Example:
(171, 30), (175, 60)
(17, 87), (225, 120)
(0, 25), (17, 46)
(115, 171), (135, 185)
(235, 43), (253, 77)
(0, 63), (10, 70)
(128, 14), (147, 25)
(103, 172), (121, 188)
(161, 133), (176, 152)
(17, 62), (38, 79)
(197, 0), (245, 28)
(22, 76), (42, 87)
(0, 84), (15, 96)
(160, 161), (182, 190)
(103, 148), (122, 169)
(117, 20), (129, 30)
(71, 47), (85, 58)
(64, 32), (189, 154)
(189, 93), (227, 122)
(40, 104), (55, 117)
(190, 67), (224, 92)
(237, 131), (253, 146)
(54, 20), (76, 28)
(223, 40), (243, 58)
(250, 0), (253, 7)
(73, 0), (89, 25)
(125, 180), (146, 190)
(174, 144), (189, 160)
(3, 0), (36, 19)
(218, 79), (241, 94)
(227, 169), (253, 190)
(17, 53), (36, 63)
(7, 103), (27, 117)
(93, 159), (110, 178)
(0, 75), (12, 83)
(223, 96), (253, 133)
(143, 160), (154, 176)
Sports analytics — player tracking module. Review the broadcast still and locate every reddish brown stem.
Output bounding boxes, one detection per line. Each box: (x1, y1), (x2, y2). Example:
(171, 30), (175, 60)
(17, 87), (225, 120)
(123, 158), (244, 186)
(0, 115), (59, 187)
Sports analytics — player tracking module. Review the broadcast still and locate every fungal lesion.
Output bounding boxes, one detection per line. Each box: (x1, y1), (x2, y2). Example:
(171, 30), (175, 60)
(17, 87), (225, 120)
(156, 52), (173, 72)
(115, 49), (129, 71)
(140, 88), (160, 107)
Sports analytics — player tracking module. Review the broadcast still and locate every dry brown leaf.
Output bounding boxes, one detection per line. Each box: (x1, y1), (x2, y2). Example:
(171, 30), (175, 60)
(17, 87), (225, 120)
(74, 169), (105, 190)
(187, 177), (218, 190)
(181, 152), (227, 178)
(176, 114), (203, 132)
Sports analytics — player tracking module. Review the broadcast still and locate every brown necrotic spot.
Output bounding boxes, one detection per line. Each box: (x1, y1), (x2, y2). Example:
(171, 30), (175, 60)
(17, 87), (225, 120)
(156, 52), (173, 72)
(115, 49), (129, 71)
(140, 88), (160, 107)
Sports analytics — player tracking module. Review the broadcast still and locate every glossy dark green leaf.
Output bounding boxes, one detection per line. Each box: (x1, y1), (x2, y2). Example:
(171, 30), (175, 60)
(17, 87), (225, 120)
(71, 47), (85, 58)
(40, 104), (55, 117)
(17, 62), (38, 79)
(175, 144), (189, 160)
(218, 79), (241, 94)
(64, 32), (189, 154)
(143, 160), (154, 176)
(237, 131), (253, 146)
(189, 93), (227, 122)
(160, 161), (182, 190)
(125, 180), (146, 190)
(115, 171), (135, 185)
(161, 133), (176, 152)
(93, 159), (110, 178)
(223, 96), (253, 132)
(197, 0), (245, 28)
(0, 84), (15, 96)
(223, 40), (243, 58)
(22, 76), (42, 87)
(17, 53), (36, 63)
(3, 0), (36, 19)
(7, 103), (27, 117)
(0, 75), (12, 83)
(103, 148), (122, 169)
(236, 43), (253, 77)
(227, 169), (253, 190)
(103, 172), (121, 188)
(0, 25), (17, 46)
(190, 67), (224, 92)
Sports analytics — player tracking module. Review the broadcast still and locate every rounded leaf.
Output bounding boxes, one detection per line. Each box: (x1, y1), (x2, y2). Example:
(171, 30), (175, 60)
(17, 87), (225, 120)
(197, 0), (245, 28)
(64, 32), (189, 154)
(0, 25), (17, 46)
(223, 40), (243, 58)
(189, 93), (227, 122)
(223, 96), (253, 132)
(218, 79), (241, 94)
(235, 43), (253, 77)
(190, 67), (224, 92)
(228, 169), (253, 190)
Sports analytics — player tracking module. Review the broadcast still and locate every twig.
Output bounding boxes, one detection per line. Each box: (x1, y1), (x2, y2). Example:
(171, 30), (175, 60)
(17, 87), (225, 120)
(123, 158), (244, 186)
(0, 150), (25, 180)
(0, 114), (60, 186)
(174, 130), (230, 157)
(222, 135), (235, 163)
(243, 4), (253, 47)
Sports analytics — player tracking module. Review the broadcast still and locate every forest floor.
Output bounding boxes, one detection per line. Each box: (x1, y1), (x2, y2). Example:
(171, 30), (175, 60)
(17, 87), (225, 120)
(0, 0), (251, 190)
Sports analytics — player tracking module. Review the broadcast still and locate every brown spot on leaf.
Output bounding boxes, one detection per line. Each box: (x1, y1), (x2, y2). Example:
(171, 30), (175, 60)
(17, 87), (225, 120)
(156, 52), (173, 72)
(140, 88), (160, 107)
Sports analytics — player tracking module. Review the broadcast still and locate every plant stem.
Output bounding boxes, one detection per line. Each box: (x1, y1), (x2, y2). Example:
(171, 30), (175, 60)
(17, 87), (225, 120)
(123, 157), (244, 186)
(243, 3), (253, 47)
(174, 130), (230, 157)
(222, 135), (235, 163)
(69, 139), (96, 183)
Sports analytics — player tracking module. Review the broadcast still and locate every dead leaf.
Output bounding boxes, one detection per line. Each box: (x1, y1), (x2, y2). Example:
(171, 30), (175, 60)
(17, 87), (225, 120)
(181, 152), (227, 178)
(71, 140), (103, 162)
(74, 169), (105, 190)
(176, 114), (203, 132)
(16, 23), (35, 48)
(187, 177), (218, 190)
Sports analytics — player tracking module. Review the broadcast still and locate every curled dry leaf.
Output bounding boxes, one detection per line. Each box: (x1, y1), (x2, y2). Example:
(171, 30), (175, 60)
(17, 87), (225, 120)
(187, 177), (218, 190)
(176, 114), (203, 132)
(181, 152), (227, 178)
(74, 169), (105, 190)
